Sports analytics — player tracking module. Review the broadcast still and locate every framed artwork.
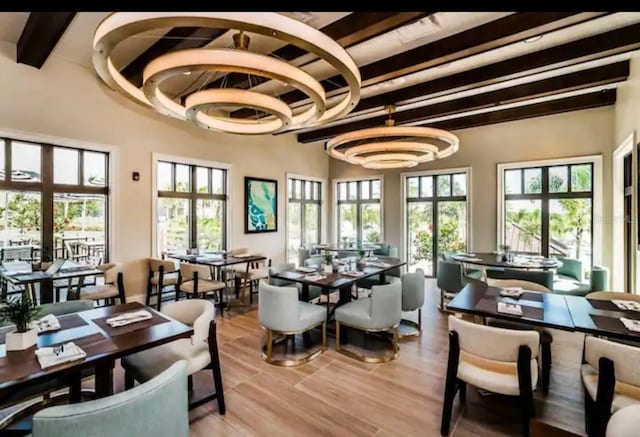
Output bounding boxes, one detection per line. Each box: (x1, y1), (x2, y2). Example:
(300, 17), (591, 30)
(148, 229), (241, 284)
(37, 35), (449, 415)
(245, 176), (278, 233)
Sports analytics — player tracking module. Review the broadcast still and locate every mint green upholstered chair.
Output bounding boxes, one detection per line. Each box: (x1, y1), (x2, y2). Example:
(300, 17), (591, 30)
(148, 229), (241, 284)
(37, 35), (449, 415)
(553, 258), (591, 296)
(499, 269), (554, 290)
(400, 269), (425, 338)
(591, 266), (610, 292)
(556, 257), (583, 281)
(436, 259), (467, 310)
(440, 251), (482, 280)
(32, 361), (189, 437)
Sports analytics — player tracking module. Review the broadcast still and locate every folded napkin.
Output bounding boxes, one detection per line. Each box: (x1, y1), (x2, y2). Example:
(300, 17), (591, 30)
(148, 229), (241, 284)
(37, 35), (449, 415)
(342, 271), (365, 277)
(612, 300), (640, 312)
(620, 317), (640, 332)
(296, 266), (317, 273)
(35, 314), (61, 333)
(499, 287), (524, 298)
(304, 274), (327, 281)
(106, 310), (152, 327)
(497, 302), (523, 316)
(36, 342), (87, 370)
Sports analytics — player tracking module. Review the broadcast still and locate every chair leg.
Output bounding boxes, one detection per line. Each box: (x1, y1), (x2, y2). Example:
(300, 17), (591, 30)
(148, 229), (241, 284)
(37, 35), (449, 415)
(335, 322), (341, 352)
(145, 278), (152, 306)
(209, 321), (226, 414)
(458, 380), (466, 405)
(418, 308), (422, 332)
(188, 375), (193, 392)
(541, 341), (552, 394)
(266, 329), (273, 361)
(157, 286), (162, 311)
(124, 371), (135, 390)
(322, 321), (327, 351)
(392, 326), (399, 355)
(441, 331), (460, 437)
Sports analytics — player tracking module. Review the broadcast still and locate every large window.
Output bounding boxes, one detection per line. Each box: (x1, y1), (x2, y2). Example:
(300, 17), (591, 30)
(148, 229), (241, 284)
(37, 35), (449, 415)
(0, 138), (109, 264)
(336, 178), (382, 246)
(501, 161), (594, 277)
(286, 177), (322, 263)
(156, 160), (227, 255)
(405, 171), (469, 276)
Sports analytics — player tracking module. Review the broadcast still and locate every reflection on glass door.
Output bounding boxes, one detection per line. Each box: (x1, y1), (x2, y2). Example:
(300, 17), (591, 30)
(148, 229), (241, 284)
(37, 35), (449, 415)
(405, 171), (468, 275)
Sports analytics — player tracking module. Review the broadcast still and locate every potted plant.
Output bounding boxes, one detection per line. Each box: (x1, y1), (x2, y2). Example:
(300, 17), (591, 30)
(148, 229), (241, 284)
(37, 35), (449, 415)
(323, 254), (334, 274)
(0, 291), (41, 351)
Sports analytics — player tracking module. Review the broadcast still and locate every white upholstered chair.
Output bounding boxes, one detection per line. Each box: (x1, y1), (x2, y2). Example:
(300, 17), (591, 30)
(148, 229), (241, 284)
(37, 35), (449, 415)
(258, 282), (326, 366)
(178, 263), (225, 301)
(441, 316), (539, 436)
(121, 299), (225, 413)
(399, 268), (425, 338)
(334, 282), (402, 363)
(78, 263), (125, 306)
(606, 404), (640, 437)
(582, 336), (640, 437)
(147, 258), (179, 310)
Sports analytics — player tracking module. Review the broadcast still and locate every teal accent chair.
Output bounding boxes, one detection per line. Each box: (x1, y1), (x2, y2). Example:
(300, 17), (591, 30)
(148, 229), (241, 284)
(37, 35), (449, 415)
(373, 244), (399, 258)
(440, 251), (482, 280)
(437, 259), (468, 310)
(297, 248), (311, 267)
(590, 265), (610, 292)
(552, 257), (591, 296)
(499, 268), (554, 290)
(32, 361), (189, 437)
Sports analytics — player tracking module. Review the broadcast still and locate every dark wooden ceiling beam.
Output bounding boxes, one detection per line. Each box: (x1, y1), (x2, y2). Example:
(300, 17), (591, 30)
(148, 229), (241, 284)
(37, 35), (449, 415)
(120, 27), (228, 88)
(324, 20), (640, 117)
(429, 89), (616, 132)
(297, 61), (629, 143)
(204, 12), (433, 92)
(255, 12), (606, 112)
(17, 12), (76, 68)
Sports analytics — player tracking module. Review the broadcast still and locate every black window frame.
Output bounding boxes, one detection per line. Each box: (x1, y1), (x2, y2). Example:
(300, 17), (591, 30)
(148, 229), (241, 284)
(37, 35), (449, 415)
(336, 178), (382, 245)
(156, 160), (228, 253)
(0, 137), (110, 263)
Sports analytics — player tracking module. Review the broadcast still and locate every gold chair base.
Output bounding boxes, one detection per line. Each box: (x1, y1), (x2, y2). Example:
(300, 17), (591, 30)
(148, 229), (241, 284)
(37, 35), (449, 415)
(261, 322), (326, 367)
(335, 322), (399, 363)
(398, 321), (421, 339)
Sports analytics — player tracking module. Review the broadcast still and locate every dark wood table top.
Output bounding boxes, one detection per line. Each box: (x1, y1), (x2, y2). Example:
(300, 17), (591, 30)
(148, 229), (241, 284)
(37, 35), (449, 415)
(451, 252), (560, 270)
(446, 282), (574, 331)
(0, 267), (104, 285)
(564, 296), (640, 342)
(271, 261), (406, 290)
(166, 253), (266, 267)
(0, 302), (193, 397)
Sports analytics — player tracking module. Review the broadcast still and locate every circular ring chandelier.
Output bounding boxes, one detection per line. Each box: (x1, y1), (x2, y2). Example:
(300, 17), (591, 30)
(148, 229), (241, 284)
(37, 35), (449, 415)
(326, 105), (460, 169)
(92, 12), (361, 135)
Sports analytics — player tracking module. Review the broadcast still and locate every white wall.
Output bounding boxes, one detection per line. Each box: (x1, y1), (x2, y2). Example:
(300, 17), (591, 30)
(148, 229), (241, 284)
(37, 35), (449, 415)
(0, 42), (329, 299)
(327, 106), (616, 269)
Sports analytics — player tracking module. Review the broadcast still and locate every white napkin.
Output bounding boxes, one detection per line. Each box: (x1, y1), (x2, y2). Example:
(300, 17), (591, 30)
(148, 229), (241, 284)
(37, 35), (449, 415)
(36, 342), (87, 370)
(620, 317), (640, 332)
(612, 300), (640, 312)
(304, 274), (327, 281)
(499, 287), (524, 298)
(34, 314), (61, 333)
(497, 302), (523, 316)
(296, 266), (317, 273)
(106, 310), (152, 327)
(342, 271), (365, 277)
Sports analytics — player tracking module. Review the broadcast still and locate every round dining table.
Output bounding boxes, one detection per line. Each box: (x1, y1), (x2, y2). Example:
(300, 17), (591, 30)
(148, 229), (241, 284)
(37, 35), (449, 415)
(451, 252), (561, 270)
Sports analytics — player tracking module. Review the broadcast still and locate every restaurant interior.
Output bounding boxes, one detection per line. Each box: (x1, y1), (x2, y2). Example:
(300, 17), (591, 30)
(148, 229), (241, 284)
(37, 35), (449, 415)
(0, 10), (639, 437)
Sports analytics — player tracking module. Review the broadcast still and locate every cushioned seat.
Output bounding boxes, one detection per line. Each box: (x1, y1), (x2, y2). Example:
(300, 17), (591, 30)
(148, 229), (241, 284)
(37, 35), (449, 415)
(582, 364), (640, 412)
(77, 263), (125, 305)
(122, 338), (210, 380)
(485, 267), (505, 279)
(236, 267), (269, 281)
(464, 268), (483, 280)
(150, 273), (178, 286)
(178, 263), (224, 298)
(79, 284), (119, 300)
(335, 298), (373, 329)
(552, 275), (591, 296)
(179, 279), (225, 294)
(458, 354), (538, 396)
(607, 404), (640, 437)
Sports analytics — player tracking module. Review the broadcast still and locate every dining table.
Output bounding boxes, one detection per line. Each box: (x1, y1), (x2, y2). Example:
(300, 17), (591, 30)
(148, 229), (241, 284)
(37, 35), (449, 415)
(0, 302), (193, 433)
(313, 243), (381, 257)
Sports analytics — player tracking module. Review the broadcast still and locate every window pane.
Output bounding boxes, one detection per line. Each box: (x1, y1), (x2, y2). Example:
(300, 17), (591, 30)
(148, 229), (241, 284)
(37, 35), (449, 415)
(339, 204), (357, 246)
(571, 164), (592, 192)
(452, 174), (466, 196)
(84, 152), (106, 186)
(437, 174), (451, 197)
(0, 191), (41, 256)
(287, 179), (293, 199)
(407, 201), (433, 275)
(294, 180), (302, 200)
(157, 162), (172, 191)
(304, 181), (312, 200)
(524, 168), (542, 194)
(420, 176), (432, 197)
(437, 201), (466, 259)
(12, 141), (41, 182)
(549, 166), (568, 193)
(549, 198), (592, 277)
(338, 182), (347, 201)
(196, 167), (209, 193)
(371, 180), (381, 199)
(212, 169), (224, 195)
(348, 181), (357, 200)
(505, 199), (542, 254)
(53, 193), (106, 264)
(504, 169), (521, 195)
(361, 181), (370, 199)
(0, 140), (4, 180)
(304, 203), (319, 246)
(314, 182), (320, 201)
(287, 203), (301, 264)
(361, 203), (381, 243)
(197, 199), (224, 250)
(54, 148), (79, 185)
(407, 177), (419, 198)
(175, 164), (190, 192)
(157, 198), (190, 255)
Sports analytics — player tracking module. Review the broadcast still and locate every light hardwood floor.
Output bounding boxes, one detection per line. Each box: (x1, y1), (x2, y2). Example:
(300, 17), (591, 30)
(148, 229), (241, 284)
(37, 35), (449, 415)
(186, 279), (587, 437)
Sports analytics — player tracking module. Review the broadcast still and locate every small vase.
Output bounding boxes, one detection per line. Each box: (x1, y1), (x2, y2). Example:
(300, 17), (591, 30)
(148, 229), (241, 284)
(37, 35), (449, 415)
(6, 328), (38, 351)
(323, 264), (333, 274)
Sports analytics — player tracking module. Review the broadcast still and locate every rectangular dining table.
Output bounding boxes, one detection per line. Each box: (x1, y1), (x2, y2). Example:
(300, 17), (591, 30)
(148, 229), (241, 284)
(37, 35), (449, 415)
(0, 302), (193, 406)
